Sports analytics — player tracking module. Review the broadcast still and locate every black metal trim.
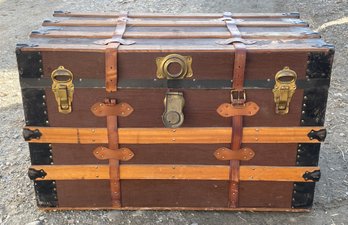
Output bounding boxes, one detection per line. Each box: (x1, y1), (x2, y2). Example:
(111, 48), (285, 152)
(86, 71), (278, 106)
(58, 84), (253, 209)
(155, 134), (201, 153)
(306, 49), (335, 79)
(34, 181), (58, 207)
(16, 44), (42, 79)
(23, 128), (42, 141)
(300, 87), (329, 126)
(29, 143), (53, 165)
(292, 182), (315, 209)
(28, 168), (47, 180)
(303, 170), (321, 182)
(20, 78), (330, 89)
(296, 143), (321, 166)
(21, 89), (49, 126)
(307, 129), (327, 142)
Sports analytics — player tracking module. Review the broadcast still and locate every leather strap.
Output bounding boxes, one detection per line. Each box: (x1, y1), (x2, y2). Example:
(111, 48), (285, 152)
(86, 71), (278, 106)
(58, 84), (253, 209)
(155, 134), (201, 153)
(105, 12), (129, 93)
(224, 12), (247, 208)
(105, 98), (121, 207)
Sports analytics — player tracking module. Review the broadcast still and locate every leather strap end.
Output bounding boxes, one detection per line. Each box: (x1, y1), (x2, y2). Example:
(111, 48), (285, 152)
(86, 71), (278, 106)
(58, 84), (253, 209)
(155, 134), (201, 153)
(217, 101), (260, 117)
(91, 102), (134, 117)
(214, 147), (255, 161)
(93, 146), (134, 161)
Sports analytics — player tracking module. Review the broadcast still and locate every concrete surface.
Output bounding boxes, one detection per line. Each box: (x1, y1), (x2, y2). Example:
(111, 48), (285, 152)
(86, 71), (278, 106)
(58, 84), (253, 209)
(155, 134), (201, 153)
(0, 0), (347, 224)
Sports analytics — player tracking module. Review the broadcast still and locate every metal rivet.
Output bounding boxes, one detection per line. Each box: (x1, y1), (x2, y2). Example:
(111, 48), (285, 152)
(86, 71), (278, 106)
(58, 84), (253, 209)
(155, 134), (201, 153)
(172, 138), (176, 141)
(304, 96), (307, 100)
(267, 78), (271, 82)
(45, 120), (49, 124)
(79, 78), (82, 82)
(301, 120), (305, 123)
(303, 104), (306, 107)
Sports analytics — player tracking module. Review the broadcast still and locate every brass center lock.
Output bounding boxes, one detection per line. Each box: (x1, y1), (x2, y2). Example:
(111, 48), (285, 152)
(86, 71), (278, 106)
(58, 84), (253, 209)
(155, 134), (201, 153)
(162, 92), (185, 128)
(51, 66), (74, 114)
(272, 66), (297, 115)
(156, 54), (193, 79)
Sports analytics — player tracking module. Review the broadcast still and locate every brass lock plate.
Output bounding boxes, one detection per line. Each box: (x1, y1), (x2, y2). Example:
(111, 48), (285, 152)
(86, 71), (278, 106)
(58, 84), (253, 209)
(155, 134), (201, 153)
(272, 66), (297, 115)
(156, 54), (193, 79)
(51, 66), (74, 114)
(162, 92), (185, 128)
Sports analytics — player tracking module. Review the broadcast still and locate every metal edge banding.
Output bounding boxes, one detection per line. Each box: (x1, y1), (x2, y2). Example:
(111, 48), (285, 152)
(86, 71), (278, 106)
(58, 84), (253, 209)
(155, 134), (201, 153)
(306, 48), (335, 79)
(292, 182), (315, 209)
(21, 89), (49, 126)
(292, 47), (334, 208)
(19, 78), (330, 89)
(34, 180), (58, 207)
(16, 45), (43, 79)
(29, 143), (53, 165)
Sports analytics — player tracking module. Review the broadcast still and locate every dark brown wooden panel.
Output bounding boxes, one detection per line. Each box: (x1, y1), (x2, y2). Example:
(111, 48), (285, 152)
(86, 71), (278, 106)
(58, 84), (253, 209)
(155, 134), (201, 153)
(45, 89), (303, 128)
(239, 181), (293, 208)
(51, 143), (297, 166)
(52, 144), (107, 165)
(241, 144), (297, 166)
(41, 51), (307, 80)
(56, 180), (112, 207)
(121, 180), (229, 207)
(42, 51), (105, 79)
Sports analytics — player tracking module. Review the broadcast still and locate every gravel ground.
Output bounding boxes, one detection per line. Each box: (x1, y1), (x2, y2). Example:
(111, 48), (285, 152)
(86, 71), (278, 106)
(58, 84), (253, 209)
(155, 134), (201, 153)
(0, 0), (347, 224)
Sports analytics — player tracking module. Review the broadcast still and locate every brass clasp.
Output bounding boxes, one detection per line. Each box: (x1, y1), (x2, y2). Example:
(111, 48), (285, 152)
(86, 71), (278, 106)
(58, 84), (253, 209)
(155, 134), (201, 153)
(162, 92), (185, 128)
(272, 66), (297, 115)
(156, 54), (193, 79)
(51, 66), (74, 114)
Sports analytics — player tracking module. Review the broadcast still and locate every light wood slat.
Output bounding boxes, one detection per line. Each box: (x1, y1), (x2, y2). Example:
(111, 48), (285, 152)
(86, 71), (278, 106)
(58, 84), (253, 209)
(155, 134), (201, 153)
(30, 165), (319, 182)
(53, 12), (300, 19)
(42, 19), (307, 27)
(30, 31), (320, 40)
(20, 43), (328, 53)
(24, 126), (323, 144)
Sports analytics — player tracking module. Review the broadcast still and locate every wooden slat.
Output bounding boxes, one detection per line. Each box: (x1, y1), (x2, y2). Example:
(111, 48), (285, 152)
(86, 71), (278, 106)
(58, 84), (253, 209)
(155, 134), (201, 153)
(30, 165), (319, 182)
(41, 206), (309, 212)
(42, 19), (307, 27)
(30, 31), (320, 40)
(24, 126), (323, 144)
(53, 12), (300, 19)
(20, 43), (328, 53)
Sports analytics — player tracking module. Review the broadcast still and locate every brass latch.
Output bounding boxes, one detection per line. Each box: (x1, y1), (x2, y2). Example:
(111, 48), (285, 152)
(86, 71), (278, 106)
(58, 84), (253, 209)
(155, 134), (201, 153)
(156, 54), (193, 79)
(51, 66), (74, 114)
(162, 92), (185, 128)
(272, 67), (297, 115)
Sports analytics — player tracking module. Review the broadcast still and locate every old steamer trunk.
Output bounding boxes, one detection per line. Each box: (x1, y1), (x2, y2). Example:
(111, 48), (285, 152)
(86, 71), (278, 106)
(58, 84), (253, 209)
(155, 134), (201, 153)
(18, 11), (333, 211)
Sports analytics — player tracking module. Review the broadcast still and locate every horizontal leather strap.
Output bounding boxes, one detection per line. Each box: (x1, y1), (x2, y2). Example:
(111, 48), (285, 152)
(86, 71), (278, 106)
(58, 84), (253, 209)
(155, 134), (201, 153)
(91, 101), (134, 117)
(93, 146), (134, 161)
(217, 101), (259, 117)
(214, 147), (255, 161)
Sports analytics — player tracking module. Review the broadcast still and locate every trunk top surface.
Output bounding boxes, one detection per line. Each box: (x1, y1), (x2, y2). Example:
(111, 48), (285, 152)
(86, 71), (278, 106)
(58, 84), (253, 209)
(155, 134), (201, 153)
(19, 12), (332, 53)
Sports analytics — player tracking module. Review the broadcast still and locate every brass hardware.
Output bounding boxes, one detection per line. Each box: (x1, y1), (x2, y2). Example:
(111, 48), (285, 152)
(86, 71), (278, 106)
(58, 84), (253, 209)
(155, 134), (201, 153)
(156, 54), (193, 79)
(51, 66), (74, 114)
(231, 90), (246, 106)
(162, 92), (185, 128)
(272, 66), (297, 115)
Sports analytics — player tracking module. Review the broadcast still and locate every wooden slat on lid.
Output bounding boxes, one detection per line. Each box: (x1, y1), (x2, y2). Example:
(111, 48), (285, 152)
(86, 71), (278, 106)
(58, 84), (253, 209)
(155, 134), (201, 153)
(52, 12), (300, 19)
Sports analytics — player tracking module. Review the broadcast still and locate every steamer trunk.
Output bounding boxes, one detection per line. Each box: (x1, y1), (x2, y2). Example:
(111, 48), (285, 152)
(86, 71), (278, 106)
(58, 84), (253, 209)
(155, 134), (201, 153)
(18, 11), (334, 211)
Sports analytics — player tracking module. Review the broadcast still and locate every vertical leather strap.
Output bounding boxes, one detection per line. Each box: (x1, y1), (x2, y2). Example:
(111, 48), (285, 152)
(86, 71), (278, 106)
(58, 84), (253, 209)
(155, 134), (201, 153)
(105, 11), (128, 92)
(224, 12), (247, 208)
(105, 98), (121, 207)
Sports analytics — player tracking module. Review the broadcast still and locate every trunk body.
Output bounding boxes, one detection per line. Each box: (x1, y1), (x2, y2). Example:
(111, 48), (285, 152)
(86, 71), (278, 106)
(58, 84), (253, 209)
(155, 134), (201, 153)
(18, 11), (333, 211)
